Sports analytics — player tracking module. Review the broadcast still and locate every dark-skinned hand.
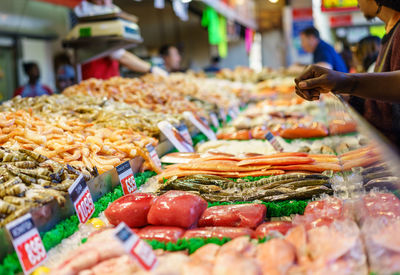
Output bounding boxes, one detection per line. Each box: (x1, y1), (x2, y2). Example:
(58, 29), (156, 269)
(294, 65), (353, 101)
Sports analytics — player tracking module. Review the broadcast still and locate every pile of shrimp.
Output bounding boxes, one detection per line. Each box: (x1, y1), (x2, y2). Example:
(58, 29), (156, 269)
(0, 110), (159, 174)
(63, 76), (204, 116)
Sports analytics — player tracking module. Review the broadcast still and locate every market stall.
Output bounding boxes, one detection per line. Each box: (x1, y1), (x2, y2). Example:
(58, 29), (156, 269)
(0, 65), (397, 275)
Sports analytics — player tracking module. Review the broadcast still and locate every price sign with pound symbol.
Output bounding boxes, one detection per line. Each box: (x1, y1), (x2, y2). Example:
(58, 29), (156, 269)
(6, 213), (47, 274)
(116, 161), (137, 195)
(68, 174), (95, 224)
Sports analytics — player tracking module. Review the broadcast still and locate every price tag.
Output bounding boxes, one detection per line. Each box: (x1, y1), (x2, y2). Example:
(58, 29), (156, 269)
(114, 222), (157, 271)
(184, 112), (217, 141)
(158, 121), (194, 152)
(176, 123), (193, 145)
(219, 108), (227, 122)
(68, 174), (95, 224)
(116, 161), (137, 195)
(265, 131), (284, 152)
(228, 107), (237, 120)
(6, 213), (47, 274)
(234, 106), (240, 116)
(145, 143), (162, 169)
(210, 112), (220, 128)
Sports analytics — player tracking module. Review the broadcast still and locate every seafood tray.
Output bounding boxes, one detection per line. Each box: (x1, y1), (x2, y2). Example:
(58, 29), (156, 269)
(0, 156), (144, 261)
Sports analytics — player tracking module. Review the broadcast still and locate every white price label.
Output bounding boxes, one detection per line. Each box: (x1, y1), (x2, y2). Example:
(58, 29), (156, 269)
(219, 108), (227, 122)
(158, 121), (194, 152)
(265, 131), (284, 152)
(146, 143), (162, 169)
(210, 113), (220, 128)
(114, 222), (158, 271)
(183, 111), (217, 141)
(116, 161), (137, 195)
(6, 214), (47, 274)
(68, 174), (95, 224)
(228, 108), (237, 119)
(176, 123), (193, 145)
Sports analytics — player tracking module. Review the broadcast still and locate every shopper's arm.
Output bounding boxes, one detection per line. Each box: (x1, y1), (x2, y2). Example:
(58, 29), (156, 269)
(118, 51), (152, 73)
(294, 65), (400, 102)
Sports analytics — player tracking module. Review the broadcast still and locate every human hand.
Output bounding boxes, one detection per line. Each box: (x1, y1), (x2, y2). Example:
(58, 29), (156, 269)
(151, 66), (168, 77)
(294, 65), (352, 101)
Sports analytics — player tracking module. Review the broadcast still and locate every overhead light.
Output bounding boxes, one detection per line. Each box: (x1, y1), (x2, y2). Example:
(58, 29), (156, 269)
(182, 0), (192, 3)
(269, 0), (279, 3)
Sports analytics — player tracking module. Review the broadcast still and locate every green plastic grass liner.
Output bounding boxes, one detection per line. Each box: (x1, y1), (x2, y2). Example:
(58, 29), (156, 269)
(207, 200), (308, 218)
(146, 237), (232, 254)
(283, 132), (359, 144)
(0, 171), (156, 275)
(146, 235), (272, 255)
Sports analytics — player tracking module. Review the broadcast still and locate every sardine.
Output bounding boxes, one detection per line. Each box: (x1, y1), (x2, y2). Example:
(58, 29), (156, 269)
(364, 177), (400, 191)
(361, 163), (389, 176)
(363, 171), (393, 183)
(280, 179), (329, 189)
(261, 186), (333, 202)
(162, 179), (222, 193)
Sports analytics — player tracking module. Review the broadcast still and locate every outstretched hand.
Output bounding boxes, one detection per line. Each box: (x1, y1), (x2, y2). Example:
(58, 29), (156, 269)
(294, 65), (351, 101)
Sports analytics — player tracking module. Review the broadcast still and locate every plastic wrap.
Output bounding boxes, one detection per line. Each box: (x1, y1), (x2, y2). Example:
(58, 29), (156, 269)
(138, 226), (185, 243)
(198, 204), (266, 229)
(147, 191), (208, 228)
(104, 193), (155, 228)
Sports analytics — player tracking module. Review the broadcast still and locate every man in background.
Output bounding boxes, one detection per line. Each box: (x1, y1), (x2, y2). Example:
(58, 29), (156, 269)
(300, 26), (348, 73)
(204, 56), (221, 73)
(160, 45), (182, 73)
(14, 62), (53, 98)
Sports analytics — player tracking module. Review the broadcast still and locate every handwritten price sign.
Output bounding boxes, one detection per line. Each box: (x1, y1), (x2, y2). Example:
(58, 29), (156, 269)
(68, 174), (95, 224)
(114, 222), (157, 271)
(116, 161), (137, 195)
(6, 214), (47, 274)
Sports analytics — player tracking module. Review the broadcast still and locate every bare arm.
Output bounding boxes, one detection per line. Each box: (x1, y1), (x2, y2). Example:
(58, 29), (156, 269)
(118, 51), (151, 73)
(294, 65), (400, 102)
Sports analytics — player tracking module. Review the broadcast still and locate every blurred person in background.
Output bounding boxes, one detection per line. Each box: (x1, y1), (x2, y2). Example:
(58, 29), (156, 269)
(300, 26), (348, 73)
(340, 41), (355, 73)
(354, 36), (381, 73)
(75, 0), (167, 79)
(348, 35), (381, 115)
(14, 62), (53, 98)
(159, 45), (182, 73)
(204, 56), (221, 73)
(54, 52), (76, 92)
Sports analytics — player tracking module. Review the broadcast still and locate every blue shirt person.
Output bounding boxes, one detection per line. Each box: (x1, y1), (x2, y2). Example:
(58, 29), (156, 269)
(300, 26), (348, 73)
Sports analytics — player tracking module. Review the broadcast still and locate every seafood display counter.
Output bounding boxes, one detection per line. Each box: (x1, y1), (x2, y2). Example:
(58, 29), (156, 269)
(0, 70), (399, 275)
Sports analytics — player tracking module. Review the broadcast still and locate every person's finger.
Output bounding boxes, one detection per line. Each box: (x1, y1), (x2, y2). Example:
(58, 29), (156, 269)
(295, 88), (313, 101)
(294, 65), (315, 85)
(297, 75), (328, 90)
